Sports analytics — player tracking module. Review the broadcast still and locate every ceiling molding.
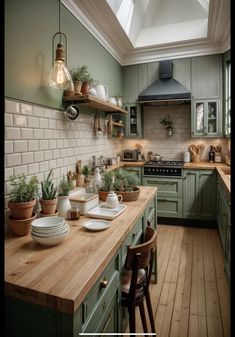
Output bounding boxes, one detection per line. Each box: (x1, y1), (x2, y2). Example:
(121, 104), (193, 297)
(63, 0), (230, 66)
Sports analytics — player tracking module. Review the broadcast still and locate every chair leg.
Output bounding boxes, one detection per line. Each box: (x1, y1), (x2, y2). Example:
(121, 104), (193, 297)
(128, 305), (136, 333)
(139, 302), (148, 333)
(145, 290), (156, 333)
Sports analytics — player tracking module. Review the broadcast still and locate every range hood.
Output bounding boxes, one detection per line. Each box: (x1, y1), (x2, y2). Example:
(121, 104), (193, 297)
(138, 60), (191, 104)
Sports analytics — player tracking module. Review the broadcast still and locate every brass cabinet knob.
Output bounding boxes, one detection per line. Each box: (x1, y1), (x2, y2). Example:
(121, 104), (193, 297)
(100, 279), (108, 288)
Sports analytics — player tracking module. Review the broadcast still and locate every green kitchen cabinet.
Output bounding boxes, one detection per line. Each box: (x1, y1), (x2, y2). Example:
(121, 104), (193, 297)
(191, 55), (222, 99)
(122, 166), (142, 185)
(183, 169), (217, 220)
(217, 176), (230, 285)
(124, 104), (142, 138)
(142, 177), (183, 218)
(191, 55), (223, 138)
(191, 99), (222, 137)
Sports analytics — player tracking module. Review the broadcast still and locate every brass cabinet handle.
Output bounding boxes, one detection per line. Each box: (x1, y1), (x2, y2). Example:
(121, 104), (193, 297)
(100, 279), (108, 288)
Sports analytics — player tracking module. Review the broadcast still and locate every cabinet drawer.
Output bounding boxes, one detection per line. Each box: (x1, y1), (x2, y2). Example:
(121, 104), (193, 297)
(82, 254), (119, 325)
(158, 197), (182, 218)
(82, 272), (119, 332)
(142, 177), (182, 197)
(121, 216), (143, 266)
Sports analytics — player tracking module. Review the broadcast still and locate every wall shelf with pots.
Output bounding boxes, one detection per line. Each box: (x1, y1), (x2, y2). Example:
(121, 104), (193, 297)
(63, 95), (128, 114)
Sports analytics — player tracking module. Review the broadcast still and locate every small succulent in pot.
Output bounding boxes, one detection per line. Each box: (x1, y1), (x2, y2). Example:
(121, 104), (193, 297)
(40, 169), (57, 215)
(58, 176), (73, 196)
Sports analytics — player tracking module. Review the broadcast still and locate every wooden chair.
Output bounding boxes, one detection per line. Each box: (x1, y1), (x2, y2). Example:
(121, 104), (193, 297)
(121, 226), (157, 333)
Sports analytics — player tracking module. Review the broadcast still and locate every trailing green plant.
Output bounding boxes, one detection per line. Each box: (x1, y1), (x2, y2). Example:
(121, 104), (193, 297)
(41, 169), (57, 200)
(9, 174), (39, 203)
(122, 173), (138, 191)
(58, 176), (73, 196)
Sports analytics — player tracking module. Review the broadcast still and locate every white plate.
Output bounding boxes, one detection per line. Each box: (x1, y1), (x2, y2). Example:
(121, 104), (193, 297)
(83, 220), (110, 231)
(86, 204), (127, 220)
(31, 227), (70, 246)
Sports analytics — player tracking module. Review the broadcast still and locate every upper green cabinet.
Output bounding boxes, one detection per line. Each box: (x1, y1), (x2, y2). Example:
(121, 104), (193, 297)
(191, 55), (222, 99)
(191, 55), (223, 137)
(124, 104), (142, 138)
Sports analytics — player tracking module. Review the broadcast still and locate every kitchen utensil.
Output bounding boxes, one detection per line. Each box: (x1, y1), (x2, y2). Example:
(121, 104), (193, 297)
(189, 144), (197, 155)
(65, 104), (80, 121)
(150, 154), (163, 161)
(105, 191), (123, 208)
(97, 112), (102, 134)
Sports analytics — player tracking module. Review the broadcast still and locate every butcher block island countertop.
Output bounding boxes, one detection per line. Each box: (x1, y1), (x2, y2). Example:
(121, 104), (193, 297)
(5, 186), (157, 314)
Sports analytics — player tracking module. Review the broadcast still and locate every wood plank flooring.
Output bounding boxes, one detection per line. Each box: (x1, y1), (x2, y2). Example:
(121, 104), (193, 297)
(126, 224), (230, 337)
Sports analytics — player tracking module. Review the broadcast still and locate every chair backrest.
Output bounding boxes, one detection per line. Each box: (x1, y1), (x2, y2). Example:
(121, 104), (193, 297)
(124, 226), (157, 300)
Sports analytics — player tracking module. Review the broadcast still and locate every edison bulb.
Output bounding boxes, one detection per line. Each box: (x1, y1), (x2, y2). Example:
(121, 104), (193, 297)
(49, 60), (72, 90)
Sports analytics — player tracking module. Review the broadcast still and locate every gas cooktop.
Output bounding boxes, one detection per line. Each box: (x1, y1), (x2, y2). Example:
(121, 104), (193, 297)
(144, 160), (183, 167)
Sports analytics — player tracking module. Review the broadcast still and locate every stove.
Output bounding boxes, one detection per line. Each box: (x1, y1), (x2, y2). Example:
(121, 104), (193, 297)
(143, 160), (183, 177)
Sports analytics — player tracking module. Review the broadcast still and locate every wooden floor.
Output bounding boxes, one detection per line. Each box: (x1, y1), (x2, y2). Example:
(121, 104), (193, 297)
(127, 224), (230, 337)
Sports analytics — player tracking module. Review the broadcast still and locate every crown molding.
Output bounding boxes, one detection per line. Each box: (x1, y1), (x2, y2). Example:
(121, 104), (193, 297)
(62, 0), (230, 66)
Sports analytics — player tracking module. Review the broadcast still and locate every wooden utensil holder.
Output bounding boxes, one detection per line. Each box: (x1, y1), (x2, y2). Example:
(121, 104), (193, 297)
(191, 154), (200, 163)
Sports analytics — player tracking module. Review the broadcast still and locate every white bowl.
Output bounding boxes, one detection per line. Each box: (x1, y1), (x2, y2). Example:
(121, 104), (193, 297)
(31, 221), (66, 234)
(31, 216), (65, 230)
(31, 227), (70, 246)
(31, 223), (69, 238)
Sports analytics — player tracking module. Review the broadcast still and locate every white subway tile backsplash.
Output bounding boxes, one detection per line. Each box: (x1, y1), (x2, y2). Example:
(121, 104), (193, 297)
(5, 127), (21, 140)
(33, 129), (44, 139)
(14, 165), (28, 176)
(28, 140), (39, 151)
(14, 115), (27, 127)
(39, 161), (49, 172)
(14, 140), (27, 153)
(28, 117), (39, 128)
(5, 113), (13, 126)
(33, 106), (44, 117)
(6, 154), (21, 167)
(34, 151), (44, 163)
(56, 158), (64, 167)
(48, 119), (57, 129)
(5, 100), (20, 114)
(28, 163), (40, 174)
(44, 150), (52, 160)
(5, 168), (13, 180)
(48, 160), (57, 170)
(5, 141), (13, 154)
(44, 108), (53, 118)
(53, 149), (60, 159)
(44, 129), (53, 139)
(39, 140), (49, 150)
(49, 140), (57, 149)
(21, 128), (33, 139)
(22, 152), (34, 164)
(39, 118), (49, 129)
(21, 103), (33, 115)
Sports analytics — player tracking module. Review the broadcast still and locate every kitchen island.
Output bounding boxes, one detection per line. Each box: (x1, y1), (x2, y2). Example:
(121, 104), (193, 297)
(5, 186), (157, 336)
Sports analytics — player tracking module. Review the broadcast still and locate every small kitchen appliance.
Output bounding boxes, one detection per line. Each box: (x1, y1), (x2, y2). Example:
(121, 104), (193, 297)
(122, 149), (138, 162)
(143, 160), (183, 177)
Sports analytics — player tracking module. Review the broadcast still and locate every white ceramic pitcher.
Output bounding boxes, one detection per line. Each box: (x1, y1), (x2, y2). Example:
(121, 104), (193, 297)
(105, 191), (123, 208)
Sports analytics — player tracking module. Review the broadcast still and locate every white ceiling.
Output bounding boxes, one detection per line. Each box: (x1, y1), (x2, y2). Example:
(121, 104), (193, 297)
(62, 0), (230, 65)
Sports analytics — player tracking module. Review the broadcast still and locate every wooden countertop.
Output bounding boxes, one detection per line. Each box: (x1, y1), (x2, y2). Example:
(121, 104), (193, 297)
(5, 186), (157, 314)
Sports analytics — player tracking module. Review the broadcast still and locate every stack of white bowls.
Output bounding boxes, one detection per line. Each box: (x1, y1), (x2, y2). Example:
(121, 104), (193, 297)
(31, 217), (70, 246)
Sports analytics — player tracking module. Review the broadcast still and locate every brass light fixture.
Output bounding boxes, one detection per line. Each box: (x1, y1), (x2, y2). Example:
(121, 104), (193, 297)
(49, 0), (72, 89)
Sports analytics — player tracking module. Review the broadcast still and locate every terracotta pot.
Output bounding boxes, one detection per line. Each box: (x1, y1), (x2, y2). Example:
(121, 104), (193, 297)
(39, 198), (57, 215)
(8, 199), (36, 220)
(98, 188), (140, 202)
(73, 80), (82, 95)
(81, 81), (90, 95)
(40, 209), (59, 217)
(8, 212), (37, 236)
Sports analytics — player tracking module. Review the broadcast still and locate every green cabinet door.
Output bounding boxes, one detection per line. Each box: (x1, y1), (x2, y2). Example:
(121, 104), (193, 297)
(183, 169), (216, 220)
(224, 205), (230, 284)
(217, 183), (227, 251)
(124, 104), (142, 138)
(122, 166), (142, 185)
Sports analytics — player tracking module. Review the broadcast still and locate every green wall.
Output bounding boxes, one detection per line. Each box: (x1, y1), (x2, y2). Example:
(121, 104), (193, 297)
(5, 0), (122, 110)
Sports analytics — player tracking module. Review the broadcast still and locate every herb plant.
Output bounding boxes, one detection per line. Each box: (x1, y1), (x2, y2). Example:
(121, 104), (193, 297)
(9, 174), (39, 203)
(58, 176), (73, 196)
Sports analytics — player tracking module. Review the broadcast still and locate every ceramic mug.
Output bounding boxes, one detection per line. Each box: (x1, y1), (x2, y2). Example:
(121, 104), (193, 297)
(105, 191), (123, 208)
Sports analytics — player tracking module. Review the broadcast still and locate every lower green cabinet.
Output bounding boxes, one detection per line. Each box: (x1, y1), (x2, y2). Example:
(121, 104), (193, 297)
(142, 177), (182, 218)
(183, 169), (216, 220)
(217, 176), (230, 285)
(122, 166), (142, 185)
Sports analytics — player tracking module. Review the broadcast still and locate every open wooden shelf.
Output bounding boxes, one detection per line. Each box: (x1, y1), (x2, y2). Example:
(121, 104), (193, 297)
(63, 94), (128, 114)
(112, 122), (125, 127)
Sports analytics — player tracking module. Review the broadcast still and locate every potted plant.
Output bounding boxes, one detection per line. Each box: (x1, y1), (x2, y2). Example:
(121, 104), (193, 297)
(67, 170), (77, 189)
(70, 65), (97, 95)
(57, 176), (73, 219)
(39, 169), (58, 216)
(82, 165), (90, 184)
(160, 115), (173, 137)
(8, 174), (39, 236)
(98, 170), (140, 202)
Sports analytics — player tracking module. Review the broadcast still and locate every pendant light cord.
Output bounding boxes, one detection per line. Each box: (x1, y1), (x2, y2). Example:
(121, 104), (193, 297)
(59, 0), (61, 43)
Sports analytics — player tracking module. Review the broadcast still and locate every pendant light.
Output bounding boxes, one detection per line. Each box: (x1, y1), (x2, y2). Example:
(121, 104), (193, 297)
(49, 0), (72, 90)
